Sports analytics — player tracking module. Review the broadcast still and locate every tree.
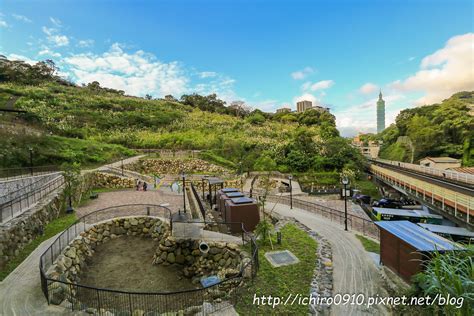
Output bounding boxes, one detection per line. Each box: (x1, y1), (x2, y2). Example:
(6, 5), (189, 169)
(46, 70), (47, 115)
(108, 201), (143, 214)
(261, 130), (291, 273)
(145, 94), (153, 100)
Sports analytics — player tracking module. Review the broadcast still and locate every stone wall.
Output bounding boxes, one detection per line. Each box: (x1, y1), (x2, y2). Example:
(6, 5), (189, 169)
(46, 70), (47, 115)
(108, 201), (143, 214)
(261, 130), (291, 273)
(92, 172), (135, 189)
(126, 158), (229, 175)
(46, 217), (167, 305)
(0, 173), (94, 270)
(0, 172), (61, 203)
(152, 236), (251, 284)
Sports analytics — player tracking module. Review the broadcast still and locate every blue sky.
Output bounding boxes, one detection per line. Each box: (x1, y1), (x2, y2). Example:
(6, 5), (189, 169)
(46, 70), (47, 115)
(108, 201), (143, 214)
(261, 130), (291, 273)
(1, 0), (473, 136)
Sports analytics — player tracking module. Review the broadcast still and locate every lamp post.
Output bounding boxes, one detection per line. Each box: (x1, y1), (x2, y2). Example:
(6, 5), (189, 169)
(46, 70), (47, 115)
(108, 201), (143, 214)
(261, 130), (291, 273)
(289, 175), (293, 209)
(29, 147), (33, 176)
(342, 176), (350, 231)
(181, 172), (187, 214)
(121, 157), (124, 176)
(202, 175), (208, 200)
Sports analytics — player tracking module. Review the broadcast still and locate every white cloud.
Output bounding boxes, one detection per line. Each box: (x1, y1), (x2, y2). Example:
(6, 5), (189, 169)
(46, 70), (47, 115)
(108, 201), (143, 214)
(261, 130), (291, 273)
(0, 20), (8, 28)
(6, 53), (37, 65)
(64, 43), (190, 97)
(38, 48), (61, 58)
(303, 79), (335, 91)
(359, 82), (378, 95)
(42, 25), (69, 46)
(390, 33), (474, 105)
(292, 93), (321, 106)
(291, 67), (314, 80)
(77, 39), (94, 48)
(12, 14), (32, 23)
(49, 17), (62, 27)
(199, 71), (217, 78)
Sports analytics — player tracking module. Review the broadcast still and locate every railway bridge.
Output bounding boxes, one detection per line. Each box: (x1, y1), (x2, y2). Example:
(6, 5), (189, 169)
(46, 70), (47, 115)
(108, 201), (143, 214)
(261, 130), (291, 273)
(368, 159), (473, 230)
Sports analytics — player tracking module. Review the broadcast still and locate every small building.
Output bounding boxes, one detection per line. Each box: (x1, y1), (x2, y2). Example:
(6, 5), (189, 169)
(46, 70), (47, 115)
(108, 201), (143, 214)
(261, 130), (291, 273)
(224, 197), (260, 233)
(276, 107), (291, 114)
(217, 188), (241, 212)
(419, 157), (461, 170)
(296, 100), (312, 113)
(375, 221), (462, 282)
(311, 105), (330, 113)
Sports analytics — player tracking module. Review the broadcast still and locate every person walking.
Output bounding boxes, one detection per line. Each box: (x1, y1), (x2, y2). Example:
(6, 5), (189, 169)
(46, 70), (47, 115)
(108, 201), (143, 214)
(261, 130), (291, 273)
(136, 179), (140, 191)
(143, 182), (148, 191)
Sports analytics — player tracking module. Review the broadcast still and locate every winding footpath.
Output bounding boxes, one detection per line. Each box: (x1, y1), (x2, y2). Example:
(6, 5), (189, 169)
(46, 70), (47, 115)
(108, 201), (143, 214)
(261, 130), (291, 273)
(267, 202), (389, 316)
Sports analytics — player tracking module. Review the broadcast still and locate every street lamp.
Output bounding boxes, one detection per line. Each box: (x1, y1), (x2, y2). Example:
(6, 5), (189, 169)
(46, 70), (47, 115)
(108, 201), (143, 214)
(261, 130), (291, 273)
(28, 147), (33, 176)
(121, 157), (124, 176)
(202, 175), (209, 200)
(342, 176), (350, 231)
(289, 175), (293, 209)
(181, 172), (187, 214)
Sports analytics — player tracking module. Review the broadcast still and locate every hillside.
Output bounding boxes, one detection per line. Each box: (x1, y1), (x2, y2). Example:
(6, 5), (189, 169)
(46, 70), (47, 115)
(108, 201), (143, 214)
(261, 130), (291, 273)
(0, 60), (363, 173)
(377, 91), (474, 165)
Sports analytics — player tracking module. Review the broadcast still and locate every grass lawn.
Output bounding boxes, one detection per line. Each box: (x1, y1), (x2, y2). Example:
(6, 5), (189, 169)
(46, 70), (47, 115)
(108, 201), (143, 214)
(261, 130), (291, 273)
(354, 178), (381, 200)
(0, 212), (77, 281)
(355, 234), (380, 254)
(235, 224), (317, 315)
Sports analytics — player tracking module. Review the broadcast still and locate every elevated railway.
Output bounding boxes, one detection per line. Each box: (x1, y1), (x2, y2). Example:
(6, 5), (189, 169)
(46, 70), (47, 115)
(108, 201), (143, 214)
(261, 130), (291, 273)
(368, 159), (473, 229)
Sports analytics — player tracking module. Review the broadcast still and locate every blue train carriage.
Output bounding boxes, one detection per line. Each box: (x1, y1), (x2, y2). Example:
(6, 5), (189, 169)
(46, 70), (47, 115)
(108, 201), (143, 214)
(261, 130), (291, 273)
(418, 223), (474, 243)
(372, 207), (443, 225)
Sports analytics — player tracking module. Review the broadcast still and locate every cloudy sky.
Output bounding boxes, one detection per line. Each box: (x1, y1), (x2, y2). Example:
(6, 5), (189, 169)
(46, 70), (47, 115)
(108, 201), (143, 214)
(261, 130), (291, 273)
(1, 0), (473, 136)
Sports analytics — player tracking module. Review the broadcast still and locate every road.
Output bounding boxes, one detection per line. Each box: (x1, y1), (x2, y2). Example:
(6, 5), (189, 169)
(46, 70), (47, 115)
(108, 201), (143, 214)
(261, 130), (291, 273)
(267, 202), (389, 316)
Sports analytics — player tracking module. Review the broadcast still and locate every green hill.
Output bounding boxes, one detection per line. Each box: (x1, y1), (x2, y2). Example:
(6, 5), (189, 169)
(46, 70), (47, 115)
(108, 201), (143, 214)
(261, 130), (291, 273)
(0, 58), (363, 173)
(378, 91), (474, 166)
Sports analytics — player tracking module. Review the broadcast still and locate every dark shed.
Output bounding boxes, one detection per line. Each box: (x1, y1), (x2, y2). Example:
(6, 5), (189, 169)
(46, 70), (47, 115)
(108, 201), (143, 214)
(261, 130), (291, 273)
(224, 197), (260, 233)
(218, 190), (244, 213)
(375, 220), (462, 282)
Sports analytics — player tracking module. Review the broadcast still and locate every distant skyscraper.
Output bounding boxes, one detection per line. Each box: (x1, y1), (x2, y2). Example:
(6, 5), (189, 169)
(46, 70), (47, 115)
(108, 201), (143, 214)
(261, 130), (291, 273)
(296, 100), (312, 112)
(377, 90), (385, 133)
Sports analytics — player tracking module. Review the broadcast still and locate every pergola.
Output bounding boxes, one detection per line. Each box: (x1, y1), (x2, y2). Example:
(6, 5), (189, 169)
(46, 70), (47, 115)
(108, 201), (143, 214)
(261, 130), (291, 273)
(206, 177), (224, 205)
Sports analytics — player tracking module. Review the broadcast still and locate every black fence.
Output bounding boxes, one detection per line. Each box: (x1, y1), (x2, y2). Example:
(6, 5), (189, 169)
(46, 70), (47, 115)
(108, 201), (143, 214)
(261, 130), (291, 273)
(262, 194), (380, 240)
(40, 204), (259, 315)
(0, 165), (59, 181)
(0, 174), (64, 223)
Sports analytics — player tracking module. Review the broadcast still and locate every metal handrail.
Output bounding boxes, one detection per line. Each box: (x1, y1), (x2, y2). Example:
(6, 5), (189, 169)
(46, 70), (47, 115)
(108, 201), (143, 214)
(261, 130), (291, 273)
(0, 165), (59, 181)
(0, 174), (65, 223)
(39, 203), (258, 314)
(0, 172), (62, 200)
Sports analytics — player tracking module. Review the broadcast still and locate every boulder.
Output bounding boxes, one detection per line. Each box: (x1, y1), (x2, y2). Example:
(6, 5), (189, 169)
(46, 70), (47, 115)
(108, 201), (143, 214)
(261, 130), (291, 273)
(167, 253), (176, 263)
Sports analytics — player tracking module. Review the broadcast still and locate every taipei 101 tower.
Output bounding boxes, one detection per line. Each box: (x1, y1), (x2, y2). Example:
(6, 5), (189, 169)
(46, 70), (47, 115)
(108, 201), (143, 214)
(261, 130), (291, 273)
(376, 90), (385, 133)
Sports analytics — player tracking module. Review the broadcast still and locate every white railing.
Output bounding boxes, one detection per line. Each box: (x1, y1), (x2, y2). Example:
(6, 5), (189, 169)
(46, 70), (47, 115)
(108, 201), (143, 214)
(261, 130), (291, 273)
(371, 158), (474, 185)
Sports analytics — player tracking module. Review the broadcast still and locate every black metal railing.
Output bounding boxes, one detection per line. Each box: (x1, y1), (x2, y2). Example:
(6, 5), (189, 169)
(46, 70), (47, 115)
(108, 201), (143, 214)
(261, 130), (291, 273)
(39, 204), (258, 315)
(0, 174), (65, 223)
(0, 165), (59, 181)
(0, 172), (62, 204)
(260, 193), (380, 240)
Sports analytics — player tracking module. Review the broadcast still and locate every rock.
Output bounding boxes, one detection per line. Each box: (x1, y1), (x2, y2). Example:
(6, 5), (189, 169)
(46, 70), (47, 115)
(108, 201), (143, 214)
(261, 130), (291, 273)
(130, 218), (138, 226)
(167, 253), (176, 263)
(86, 307), (97, 314)
(192, 249), (200, 256)
(213, 254), (223, 262)
(132, 309), (145, 316)
(176, 254), (185, 264)
(209, 247), (220, 255)
(64, 247), (76, 259)
(49, 287), (65, 305)
(219, 259), (226, 266)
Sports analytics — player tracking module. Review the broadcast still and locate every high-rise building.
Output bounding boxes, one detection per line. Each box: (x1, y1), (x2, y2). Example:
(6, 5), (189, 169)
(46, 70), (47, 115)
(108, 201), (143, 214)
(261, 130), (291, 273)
(377, 91), (385, 133)
(296, 100), (312, 112)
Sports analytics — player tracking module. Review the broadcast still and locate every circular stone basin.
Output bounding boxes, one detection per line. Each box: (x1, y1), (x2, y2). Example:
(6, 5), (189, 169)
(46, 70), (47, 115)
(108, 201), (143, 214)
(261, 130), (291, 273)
(78, 236), (199, 292)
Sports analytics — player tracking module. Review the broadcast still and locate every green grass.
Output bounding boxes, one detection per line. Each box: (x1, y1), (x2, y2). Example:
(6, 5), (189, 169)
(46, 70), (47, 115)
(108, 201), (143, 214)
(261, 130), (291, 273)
(355, 234), (380, 254)
(354, 178), (381, 200)
(235, 224), (317, 315)
(0, 212), (77, 281)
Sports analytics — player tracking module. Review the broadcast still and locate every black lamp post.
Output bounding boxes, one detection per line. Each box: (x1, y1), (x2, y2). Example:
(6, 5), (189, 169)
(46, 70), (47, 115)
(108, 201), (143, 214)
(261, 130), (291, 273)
(181, 172), (187, 214)
(202, 175), (208, 200)
(342, 176), (350, 231)
(289, 175), (293, 209)
(121, 157), (124, 176)
(29, 147), (33, 176)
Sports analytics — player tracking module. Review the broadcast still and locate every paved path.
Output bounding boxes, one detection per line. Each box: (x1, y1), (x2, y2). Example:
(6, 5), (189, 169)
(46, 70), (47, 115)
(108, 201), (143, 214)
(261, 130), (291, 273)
(0, 235), (82, 316)
(267, 202), (389, 316)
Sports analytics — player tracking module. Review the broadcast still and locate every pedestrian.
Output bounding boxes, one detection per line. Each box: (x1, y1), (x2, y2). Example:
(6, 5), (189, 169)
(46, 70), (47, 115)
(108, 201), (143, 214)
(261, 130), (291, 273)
(138, 180), (142, 191)
(143, 182), (148, 191)
(136, 179), (140, 191)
